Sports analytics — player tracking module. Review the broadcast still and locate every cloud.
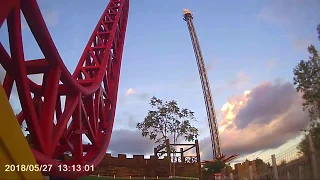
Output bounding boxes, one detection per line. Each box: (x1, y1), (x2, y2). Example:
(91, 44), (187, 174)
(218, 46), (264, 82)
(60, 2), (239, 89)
(267, 60), (275, 70)
(258, 0), (297, 24)
(125, 88), (136, 96)
(118, 88), (150, 106)
(108, 129), (155, 155)
(293, 39), (312, 50)
(258, 0), (319, 54)
(20, 14), (29, 30)
(21, 22), (27, 29)
(17, 6), (59, 29)
(119, 112), (139, 128)
(257, 0), (320, 28)
(212, 71), (251, 96)
(235, 82), (298, 129)
(206, 60), (220, 72)
(138, 93), (149, 101)
(200, 80), (309, 160)
(206, 63), (214, 71)
(227, 71), (251, 90)
(42, 9), (59, 27)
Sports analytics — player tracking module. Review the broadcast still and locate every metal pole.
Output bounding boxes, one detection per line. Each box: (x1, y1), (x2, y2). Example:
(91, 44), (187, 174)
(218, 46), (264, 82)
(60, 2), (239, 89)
(271, 154), (279, 180)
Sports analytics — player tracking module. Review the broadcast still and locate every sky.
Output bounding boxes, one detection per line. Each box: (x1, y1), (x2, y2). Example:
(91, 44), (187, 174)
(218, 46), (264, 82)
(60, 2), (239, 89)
(1, 0), (320, 166)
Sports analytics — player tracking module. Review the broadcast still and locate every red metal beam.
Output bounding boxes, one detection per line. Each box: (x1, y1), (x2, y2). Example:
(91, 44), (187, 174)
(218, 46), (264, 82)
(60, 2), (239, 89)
(0, 0), (129, 178)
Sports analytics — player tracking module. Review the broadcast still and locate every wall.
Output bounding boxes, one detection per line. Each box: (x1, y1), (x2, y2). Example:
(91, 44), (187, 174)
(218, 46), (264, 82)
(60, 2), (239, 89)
(235, 160), (258, 178)
(221, 160), (258, 179)
(93, 153), (200, 178)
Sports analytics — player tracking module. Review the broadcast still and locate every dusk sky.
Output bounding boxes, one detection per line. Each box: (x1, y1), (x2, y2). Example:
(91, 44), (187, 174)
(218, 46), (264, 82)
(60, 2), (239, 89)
(1, 0), (320, 164)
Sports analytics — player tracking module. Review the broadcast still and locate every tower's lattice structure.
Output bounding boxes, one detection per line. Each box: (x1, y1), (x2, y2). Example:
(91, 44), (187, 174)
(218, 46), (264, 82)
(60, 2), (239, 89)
(183, 9), (222, 159)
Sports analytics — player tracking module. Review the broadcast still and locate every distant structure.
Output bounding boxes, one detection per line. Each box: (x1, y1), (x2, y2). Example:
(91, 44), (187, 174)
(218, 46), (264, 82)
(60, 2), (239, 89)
(183, 9), (236, 163)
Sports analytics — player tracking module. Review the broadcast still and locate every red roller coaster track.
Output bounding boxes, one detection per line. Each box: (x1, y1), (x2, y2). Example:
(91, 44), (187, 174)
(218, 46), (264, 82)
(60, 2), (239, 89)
(0, 0), (129, 178)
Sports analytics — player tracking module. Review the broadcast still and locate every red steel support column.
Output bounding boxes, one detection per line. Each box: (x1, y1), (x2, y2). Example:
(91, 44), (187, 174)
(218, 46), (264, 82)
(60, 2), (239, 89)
(0, 0), (129, 178)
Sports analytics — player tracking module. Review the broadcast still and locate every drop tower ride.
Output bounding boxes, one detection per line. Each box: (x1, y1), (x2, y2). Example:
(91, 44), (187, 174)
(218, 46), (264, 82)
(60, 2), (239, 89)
(183, 9), (222, 159)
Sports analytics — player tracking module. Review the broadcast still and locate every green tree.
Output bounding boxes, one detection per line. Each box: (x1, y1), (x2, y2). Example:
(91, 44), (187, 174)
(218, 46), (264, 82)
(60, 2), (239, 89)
(255, 158), (270, 174)
(137, 96), (199, 176)
(293, 24), (320, 125)
(294, 24), (320, 156)
(137, 96), (199, 165)
(225, 163), (233, 174)
(137, 96), (199, 146)
(297, 123), (320, 156)
(202, 160), (227, 179)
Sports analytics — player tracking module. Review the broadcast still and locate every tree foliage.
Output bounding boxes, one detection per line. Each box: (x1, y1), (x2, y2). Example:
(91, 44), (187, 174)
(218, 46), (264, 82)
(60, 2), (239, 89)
(297, 123), (320, 156)
(255, 158), (270, 174)
(280, 159), (286, 166)
(136, 96), (199, 148)
(294, 24), (320, 156)
(202, 160), (226, 179)
(317, 24), (320, 41)
(293, 24), (320, 124)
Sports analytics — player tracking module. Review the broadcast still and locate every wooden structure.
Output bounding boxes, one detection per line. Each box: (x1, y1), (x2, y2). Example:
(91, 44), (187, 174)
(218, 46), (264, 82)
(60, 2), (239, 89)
(154, 139), (202, 178)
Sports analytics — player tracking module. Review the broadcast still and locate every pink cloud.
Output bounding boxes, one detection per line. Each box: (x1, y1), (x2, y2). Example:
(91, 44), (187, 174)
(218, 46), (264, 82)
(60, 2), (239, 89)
(200, 80), (309, 160)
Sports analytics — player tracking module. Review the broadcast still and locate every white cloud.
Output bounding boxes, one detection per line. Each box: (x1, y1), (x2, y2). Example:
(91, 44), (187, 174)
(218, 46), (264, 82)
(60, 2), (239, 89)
(229, 71), (251, 89)
(257, 0), (303, 25)
(211, 71), (251, 96)
(125, 88), (136, 96)
(200, 80), (309, 160)
(267, 60), (275, 70)
(103, 80), (309, 162)
(213, 71), (251, 93)
(109, 129), (155, 155)
(293, 39), (312, 50)
(42, 9), (59, 27)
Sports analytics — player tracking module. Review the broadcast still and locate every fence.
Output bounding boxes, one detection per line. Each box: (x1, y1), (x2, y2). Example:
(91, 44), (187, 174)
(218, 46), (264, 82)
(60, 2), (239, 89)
(221, 134), (319, 180)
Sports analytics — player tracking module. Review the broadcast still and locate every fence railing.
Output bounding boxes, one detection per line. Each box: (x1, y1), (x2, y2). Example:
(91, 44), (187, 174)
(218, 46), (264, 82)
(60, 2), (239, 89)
(222, 134), (319, 180)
